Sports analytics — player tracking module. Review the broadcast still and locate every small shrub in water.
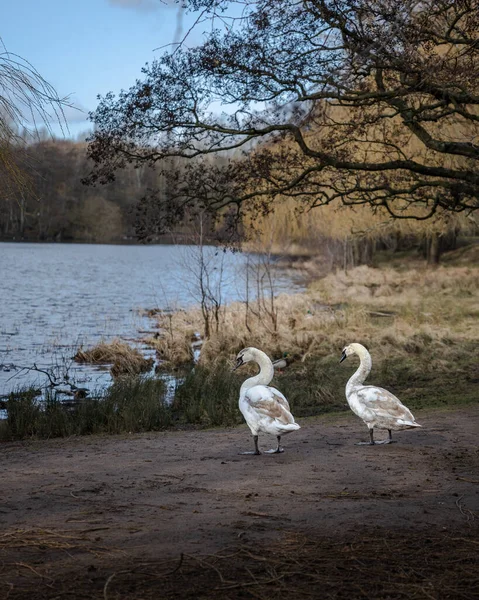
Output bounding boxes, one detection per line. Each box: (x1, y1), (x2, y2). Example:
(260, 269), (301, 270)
(74, 340), (154, 377)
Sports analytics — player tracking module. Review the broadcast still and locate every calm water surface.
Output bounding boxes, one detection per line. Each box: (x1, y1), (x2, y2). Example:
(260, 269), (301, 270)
(0, 243), (303, 395)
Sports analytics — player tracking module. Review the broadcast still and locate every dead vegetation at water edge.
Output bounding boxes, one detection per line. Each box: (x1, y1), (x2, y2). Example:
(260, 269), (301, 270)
(143, 261), (479, 422)
(73, 339), (154, 377)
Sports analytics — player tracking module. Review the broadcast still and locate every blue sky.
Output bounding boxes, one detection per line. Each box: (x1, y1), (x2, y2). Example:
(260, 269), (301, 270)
(3, 0), (207, 138)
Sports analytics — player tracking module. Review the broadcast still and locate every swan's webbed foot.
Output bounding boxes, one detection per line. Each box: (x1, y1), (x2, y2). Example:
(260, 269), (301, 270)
(239, 435), (261, 455)
(264, 435), (284, 454)
(355, 429), (375, 445)
(375, 430), (396, 444)
(356, 429), (396, 445)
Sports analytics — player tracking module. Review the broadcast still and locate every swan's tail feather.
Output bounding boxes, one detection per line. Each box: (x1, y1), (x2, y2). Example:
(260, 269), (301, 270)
(400, 420), (422, 428)
(278, 422), (301, 433)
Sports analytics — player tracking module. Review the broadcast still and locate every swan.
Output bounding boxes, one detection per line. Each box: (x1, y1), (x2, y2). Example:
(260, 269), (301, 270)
(234, 347), (300, 454)
(340, 343), (421, 445)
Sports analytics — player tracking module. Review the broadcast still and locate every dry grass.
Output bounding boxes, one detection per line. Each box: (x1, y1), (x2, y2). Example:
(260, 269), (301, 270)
(2, 530), (477, 599)
(101, 532), (479, 600)
(74, 339), (154, 377)
(0, 528), (115, 556)
(145, 263), (479, 381)
(145, 259), (479, 417)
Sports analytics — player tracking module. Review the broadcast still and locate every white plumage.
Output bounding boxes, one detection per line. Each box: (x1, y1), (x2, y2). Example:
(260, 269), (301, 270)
(234, 347), (300, 454)
(340, 343), (421, 445)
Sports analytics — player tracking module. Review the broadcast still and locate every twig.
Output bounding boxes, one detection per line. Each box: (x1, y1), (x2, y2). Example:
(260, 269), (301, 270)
(185, 554), (228, 585)
(14, 562), (53, 581)
(104, 553), (184, 600)
(455, 495), (475, 523)
(216, 571), (295, 591)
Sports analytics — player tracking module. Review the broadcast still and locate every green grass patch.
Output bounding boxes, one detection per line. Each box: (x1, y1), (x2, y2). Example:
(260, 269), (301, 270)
(0, 377), (170, 441)
(274, 359), (348, 417)
(1, 340), (476, 441)
(172, 363), (243, 427)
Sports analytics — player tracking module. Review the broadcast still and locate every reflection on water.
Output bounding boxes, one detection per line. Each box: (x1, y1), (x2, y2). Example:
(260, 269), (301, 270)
(0, 243), (303, 395)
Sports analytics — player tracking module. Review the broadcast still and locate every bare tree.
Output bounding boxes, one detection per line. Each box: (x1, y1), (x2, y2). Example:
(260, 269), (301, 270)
(242, 237), (281, 335)
(179, 212), (228, 338)
(86, 0), (479, 238)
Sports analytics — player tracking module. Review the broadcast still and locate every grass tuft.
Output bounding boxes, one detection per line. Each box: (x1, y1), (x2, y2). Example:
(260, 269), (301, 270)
(74, 339), (154, 377)
(172, 363), (243, 427)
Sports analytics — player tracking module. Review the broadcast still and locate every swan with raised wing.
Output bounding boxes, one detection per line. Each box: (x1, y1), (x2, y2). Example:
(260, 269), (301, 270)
(234, 347), (300, 455)
(340, 343), (421, 445)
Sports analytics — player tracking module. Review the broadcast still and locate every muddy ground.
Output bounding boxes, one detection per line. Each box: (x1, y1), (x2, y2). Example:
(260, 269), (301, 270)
(1, 405), (478, 599)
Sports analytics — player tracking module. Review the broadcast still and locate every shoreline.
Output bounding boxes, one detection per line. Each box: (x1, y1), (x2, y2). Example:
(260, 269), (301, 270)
(1, 404), (477, 598)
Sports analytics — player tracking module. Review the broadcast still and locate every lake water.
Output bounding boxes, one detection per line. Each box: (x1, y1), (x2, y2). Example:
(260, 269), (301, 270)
(0, 243), (304, 395)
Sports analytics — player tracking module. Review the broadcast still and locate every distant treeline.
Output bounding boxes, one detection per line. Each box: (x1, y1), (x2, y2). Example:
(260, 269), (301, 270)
(0, 139), (172, 243)
(1, 139), (476, 265)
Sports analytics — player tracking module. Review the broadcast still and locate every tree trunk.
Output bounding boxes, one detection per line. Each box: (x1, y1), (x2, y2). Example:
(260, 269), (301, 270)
(427, 232), (442, 264)
(361, 238), (374, 266)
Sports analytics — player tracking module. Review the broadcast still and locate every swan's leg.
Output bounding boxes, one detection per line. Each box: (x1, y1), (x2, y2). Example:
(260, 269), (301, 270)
(265, 435), (285, 454)
(239, 435), (261, 455)
(374, 429), (397, 444)
(355, 428), (376, 445)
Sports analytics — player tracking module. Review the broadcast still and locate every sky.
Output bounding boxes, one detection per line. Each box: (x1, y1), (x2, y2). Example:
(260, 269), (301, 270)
(2, 0), (208, 139)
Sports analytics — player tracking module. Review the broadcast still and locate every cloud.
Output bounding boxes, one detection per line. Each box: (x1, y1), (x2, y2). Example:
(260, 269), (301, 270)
(107, 0), (176, 10)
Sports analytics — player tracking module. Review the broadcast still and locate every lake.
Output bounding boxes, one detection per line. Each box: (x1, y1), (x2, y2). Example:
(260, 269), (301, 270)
(0, 243), (304, 395)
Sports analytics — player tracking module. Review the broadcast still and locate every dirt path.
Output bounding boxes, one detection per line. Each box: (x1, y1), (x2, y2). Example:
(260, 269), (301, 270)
(1, 405), (478, 599)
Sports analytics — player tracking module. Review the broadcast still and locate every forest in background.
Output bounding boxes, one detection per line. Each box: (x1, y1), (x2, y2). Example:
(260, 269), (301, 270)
(0, 138), (153, 243)
(0, 139), (478, 268)
(0, 135), (476, 267)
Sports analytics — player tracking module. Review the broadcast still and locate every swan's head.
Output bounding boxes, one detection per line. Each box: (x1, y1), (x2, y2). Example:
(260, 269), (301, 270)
(233, 347), (257, 371)
(340, 343), (368, 363)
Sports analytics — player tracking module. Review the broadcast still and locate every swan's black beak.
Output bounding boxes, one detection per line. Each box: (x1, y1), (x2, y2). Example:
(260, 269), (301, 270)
(233, 356), (244, 372)
(340, 350), (347, 363)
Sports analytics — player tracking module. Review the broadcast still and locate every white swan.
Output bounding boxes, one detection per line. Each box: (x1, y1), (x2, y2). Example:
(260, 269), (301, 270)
(234, 347), (300, 454)
(340, 343), (421, 445)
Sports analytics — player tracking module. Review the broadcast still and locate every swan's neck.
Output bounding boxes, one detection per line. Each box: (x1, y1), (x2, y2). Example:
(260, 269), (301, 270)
(346, 350), (372, 393)
(240, 351), (274, 396)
